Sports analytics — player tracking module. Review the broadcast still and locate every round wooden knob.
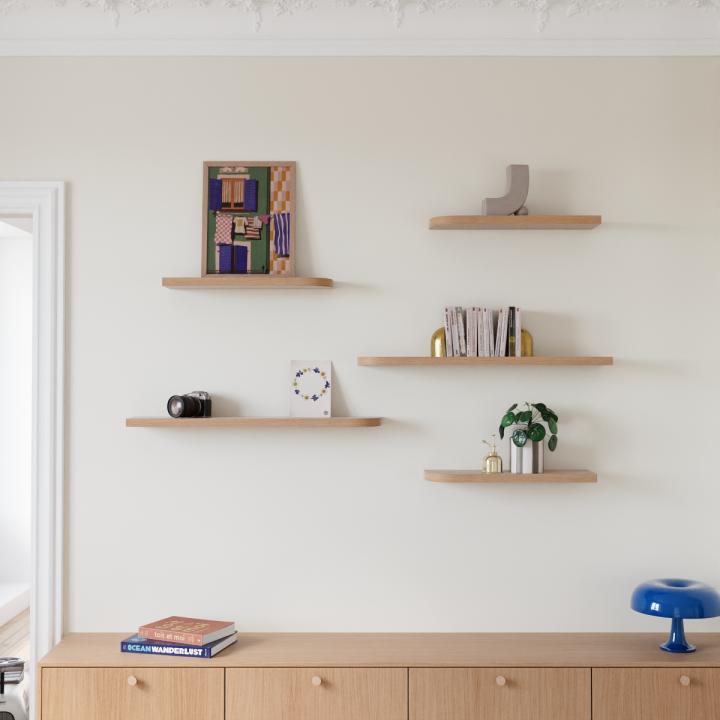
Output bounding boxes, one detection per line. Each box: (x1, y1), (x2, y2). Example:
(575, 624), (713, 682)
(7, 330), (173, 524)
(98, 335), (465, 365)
(127, 675), (138, 687)
(680, 675), (691, 687)
(311, 676), (322, 687)
(496, 675), (507, 687)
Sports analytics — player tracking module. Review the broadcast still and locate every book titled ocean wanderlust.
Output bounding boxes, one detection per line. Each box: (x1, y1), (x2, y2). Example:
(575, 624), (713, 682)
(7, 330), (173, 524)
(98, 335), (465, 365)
(121, 632), (238, 658)
(138, 616), (236, 646)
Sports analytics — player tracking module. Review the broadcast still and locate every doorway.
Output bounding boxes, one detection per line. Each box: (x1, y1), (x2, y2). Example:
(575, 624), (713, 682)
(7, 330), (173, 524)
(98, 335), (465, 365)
(0, 183), (64, 720)
(0, 215), (33, 664)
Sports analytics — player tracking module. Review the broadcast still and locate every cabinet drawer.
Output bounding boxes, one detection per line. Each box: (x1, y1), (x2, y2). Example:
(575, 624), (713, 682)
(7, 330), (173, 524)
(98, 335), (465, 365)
(593, 668), (720, 720)
(226, 668), (407, 720)
(42, 667), (224, 720)
(410, 668), (590, 720)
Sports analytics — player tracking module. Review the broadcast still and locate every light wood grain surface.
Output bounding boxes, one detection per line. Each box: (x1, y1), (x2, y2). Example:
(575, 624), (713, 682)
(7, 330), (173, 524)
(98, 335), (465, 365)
(39, 633), (720, 669)
(226, 668), (407, 720)
(592, 668), (720, 720)
(357, 356), (614, 366)
(125, 417), (382, 428)
(429, 215), (602, 230)
(42, 667), (224, 720)
(411, 668), (590, 720)
(162, 276), (333, 288)
(424, 470), (597, 484)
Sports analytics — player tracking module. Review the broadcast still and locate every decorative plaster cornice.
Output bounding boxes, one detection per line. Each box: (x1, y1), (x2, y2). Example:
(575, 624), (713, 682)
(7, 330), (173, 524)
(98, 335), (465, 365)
(0, 0), (718, 33)
(345, 0), (465, 30)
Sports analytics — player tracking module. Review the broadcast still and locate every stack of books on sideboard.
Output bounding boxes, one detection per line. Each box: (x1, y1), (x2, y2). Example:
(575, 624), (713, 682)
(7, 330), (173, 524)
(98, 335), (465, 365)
(445, 306), (522, 357)
(121, 616), (237, 658)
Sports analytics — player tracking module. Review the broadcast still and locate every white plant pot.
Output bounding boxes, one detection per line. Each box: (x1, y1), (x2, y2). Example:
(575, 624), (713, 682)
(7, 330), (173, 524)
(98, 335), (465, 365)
(509, 436), (544, 474)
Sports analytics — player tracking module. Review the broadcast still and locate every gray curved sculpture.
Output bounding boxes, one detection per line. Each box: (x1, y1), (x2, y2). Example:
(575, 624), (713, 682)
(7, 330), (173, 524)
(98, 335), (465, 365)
(483, 164), (529, 216)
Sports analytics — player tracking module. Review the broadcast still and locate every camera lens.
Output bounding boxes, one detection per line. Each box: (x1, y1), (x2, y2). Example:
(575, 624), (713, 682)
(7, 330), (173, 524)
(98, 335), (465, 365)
(167, 395), (202, 418)
(167, 396), (184, 417)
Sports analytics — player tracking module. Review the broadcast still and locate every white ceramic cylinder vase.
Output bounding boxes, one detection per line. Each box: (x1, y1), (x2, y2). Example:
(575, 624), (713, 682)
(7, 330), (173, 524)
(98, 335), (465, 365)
(509, 436), (544, 474)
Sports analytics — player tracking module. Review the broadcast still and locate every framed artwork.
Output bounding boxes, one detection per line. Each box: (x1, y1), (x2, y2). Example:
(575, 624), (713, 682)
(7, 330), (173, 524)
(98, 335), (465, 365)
(290, 361), (331, 418)
(202, 161), (296, 277)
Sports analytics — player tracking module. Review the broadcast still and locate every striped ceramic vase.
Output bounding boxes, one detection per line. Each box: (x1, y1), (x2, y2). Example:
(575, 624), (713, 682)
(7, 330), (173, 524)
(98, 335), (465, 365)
(509, 436), (544, 474)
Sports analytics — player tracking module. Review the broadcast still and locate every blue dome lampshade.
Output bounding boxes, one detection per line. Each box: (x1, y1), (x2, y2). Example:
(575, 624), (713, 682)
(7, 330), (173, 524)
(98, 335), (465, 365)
(631, 578), (720, 653)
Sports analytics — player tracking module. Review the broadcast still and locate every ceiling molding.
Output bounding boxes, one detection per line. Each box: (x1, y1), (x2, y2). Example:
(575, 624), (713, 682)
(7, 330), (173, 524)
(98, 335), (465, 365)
(1, 36), (719, 55)
(0, 0), (718, 55)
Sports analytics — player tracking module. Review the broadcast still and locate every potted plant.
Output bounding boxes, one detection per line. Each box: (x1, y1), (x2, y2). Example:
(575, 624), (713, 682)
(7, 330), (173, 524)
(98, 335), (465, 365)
(498, 402), (558, 474)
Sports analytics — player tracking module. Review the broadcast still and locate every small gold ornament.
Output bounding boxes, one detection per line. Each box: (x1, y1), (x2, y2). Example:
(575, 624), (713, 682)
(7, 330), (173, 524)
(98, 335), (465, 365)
(483, 434), (503, 473)
(430, 327), (446, 357)
(521, 329), (534, 357)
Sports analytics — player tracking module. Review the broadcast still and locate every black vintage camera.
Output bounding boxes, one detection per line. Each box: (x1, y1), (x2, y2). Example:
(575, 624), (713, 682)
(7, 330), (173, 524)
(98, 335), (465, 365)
(167, 391), (212, 418)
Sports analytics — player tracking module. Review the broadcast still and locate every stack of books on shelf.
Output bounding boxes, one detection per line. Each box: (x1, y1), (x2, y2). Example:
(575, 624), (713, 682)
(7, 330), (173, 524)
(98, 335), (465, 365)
(444, 306), (522, 358)
(121, 616), (237, 658)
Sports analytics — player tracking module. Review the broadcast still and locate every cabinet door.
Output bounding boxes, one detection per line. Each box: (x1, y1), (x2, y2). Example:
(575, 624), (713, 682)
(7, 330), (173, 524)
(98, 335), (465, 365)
(226, 668), (407, 720)
(410, 668), (590, 720)
(42, 667), (224, 720)
(593, 668), (720, 720)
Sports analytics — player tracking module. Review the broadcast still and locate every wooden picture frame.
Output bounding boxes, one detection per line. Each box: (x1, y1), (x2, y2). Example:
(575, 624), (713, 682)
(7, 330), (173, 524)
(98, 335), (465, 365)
(201, 161), (296, 277)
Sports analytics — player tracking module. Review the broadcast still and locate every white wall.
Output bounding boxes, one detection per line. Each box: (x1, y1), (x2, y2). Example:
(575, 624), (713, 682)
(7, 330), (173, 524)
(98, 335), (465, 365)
(1, 57), (719, 633)
(0, 222), (33, 605)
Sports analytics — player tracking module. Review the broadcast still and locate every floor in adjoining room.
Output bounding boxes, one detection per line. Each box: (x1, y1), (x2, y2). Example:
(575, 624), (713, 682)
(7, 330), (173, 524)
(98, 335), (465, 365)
(0, 609), (30, 661)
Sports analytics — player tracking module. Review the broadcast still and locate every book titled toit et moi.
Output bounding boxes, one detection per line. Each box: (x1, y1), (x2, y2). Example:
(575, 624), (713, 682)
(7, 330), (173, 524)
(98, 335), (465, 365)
(120, 632), (238, 658)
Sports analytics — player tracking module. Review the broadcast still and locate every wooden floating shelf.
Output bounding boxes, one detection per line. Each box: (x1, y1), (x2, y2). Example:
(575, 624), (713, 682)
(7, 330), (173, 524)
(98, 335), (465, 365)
(357, 356), (613, 367)
(162, 276), (333, 289)
(429, 215), (602, 230)
(126, 416), (382, 428)
(425, 469), (597, 484)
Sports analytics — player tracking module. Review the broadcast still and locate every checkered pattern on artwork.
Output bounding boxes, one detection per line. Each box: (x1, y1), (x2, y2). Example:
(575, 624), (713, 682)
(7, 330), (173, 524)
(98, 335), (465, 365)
(214, 213), (234, 246)
(270, 165), (292, 275)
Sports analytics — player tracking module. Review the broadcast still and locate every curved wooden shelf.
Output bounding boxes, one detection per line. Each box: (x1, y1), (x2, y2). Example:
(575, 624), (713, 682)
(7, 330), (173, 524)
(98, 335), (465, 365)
(162, 276), (333, 288)
(429, 215), (601, 230)
(126, 416), (381, 428)
(425, 469), (597, 484)
(358, 356), (613, 367)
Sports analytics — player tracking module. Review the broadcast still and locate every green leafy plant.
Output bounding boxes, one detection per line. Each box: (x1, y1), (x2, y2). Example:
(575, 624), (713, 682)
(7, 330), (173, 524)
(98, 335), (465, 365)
(498, 402), (559, 451)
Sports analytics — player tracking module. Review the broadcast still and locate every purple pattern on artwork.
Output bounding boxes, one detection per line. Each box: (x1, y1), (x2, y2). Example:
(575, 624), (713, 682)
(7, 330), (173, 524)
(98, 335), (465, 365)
(233, 245), (248, 273)
(209, 179), (223, 211)
(244, 179), (258, 212)
(218, 245), (233, 273)
(273, 212), (291, 257)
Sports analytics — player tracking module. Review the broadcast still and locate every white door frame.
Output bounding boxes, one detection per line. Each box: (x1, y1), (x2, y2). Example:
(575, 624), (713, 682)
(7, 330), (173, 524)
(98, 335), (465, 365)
(0, 182), (64, 696)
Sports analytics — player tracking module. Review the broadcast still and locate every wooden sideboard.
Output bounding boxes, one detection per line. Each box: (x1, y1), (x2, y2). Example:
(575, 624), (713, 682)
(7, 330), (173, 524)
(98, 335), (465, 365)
(38, 633), (720, 720)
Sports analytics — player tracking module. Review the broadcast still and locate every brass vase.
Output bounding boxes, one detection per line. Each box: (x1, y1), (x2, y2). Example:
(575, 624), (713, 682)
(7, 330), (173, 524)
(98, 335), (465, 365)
(482, 434), (502, 473)
(485, 452), (502, 473)
(430, 327), (446, 357)
(521, 329), (534, 357)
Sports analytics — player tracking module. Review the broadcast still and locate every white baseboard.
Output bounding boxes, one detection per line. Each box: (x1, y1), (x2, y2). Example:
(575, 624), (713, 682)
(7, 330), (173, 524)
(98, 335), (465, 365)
(0, 584), (30, 628)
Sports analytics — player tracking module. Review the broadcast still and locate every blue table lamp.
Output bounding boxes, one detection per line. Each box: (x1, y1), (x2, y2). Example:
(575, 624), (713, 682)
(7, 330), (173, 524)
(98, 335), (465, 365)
(631, 578), (720, 653)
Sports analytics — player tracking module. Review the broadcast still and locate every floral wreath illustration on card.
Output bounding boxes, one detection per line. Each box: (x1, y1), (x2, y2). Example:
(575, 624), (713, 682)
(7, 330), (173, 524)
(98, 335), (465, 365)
(292, 367), (331, 403)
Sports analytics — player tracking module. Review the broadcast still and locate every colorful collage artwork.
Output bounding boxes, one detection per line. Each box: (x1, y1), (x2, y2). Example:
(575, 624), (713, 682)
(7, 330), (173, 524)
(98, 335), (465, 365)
(202, 161), (295, 276)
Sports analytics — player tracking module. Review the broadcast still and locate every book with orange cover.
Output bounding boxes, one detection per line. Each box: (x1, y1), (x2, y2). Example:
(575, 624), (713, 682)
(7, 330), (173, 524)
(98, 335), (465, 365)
(138, 616), (235, 647)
